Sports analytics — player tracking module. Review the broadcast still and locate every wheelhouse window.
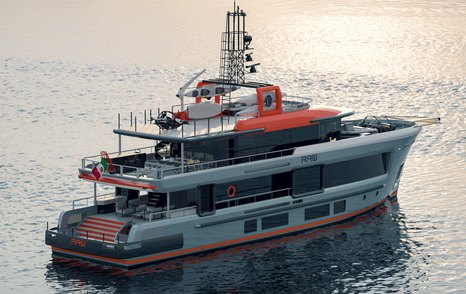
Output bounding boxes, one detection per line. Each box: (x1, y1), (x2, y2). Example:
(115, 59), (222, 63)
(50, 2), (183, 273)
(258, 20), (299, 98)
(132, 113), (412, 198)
(293, 165), (323, 197)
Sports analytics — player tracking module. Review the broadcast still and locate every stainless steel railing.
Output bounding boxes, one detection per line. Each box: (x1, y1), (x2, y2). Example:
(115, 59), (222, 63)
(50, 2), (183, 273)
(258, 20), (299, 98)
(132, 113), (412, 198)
(81, 147), (296, 180)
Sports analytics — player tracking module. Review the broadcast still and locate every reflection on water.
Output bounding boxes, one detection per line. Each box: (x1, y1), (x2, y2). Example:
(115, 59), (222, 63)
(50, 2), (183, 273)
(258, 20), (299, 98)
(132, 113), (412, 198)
(46, 204), (423, 293)
(1, 0), (465, 293)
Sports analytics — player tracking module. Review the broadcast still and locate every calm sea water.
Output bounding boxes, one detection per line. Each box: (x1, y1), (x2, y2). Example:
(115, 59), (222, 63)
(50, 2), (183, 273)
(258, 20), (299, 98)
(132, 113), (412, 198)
(0, 0), (465, 293)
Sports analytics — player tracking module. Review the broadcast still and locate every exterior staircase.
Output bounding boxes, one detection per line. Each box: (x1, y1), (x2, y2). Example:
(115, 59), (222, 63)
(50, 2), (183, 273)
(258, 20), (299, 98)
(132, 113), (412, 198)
(75, 216), (125, 243)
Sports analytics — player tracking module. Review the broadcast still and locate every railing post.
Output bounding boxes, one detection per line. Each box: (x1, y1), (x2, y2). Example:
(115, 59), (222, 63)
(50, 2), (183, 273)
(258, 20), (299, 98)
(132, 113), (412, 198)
(130, 112), (133, 127)
(118, 113), (122, 155)
(93, 183), (97, 206)
(47, 221), (49, 230)
(194, 120), (197, 136)
(135, 116), (137, 132)
(144, 110), (147, 125)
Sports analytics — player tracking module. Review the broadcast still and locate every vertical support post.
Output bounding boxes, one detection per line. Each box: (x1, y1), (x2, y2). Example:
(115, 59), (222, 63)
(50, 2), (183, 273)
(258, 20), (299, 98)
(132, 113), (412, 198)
(118, 113), (122, 155)
(134, 116), (137, 132)
(144, 110), (147, 125)
(180, 142), (184, 174)
(93, 182), (97, 206)
(207, 118), (210, 135)
(166, 192), (170, 219)
(130, 112), (133, 127)
(158, 108), (161, 135)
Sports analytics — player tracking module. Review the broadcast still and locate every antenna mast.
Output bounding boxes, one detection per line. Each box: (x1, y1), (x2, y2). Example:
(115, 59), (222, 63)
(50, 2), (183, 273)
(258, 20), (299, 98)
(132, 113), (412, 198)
(218, 4), (258, 84)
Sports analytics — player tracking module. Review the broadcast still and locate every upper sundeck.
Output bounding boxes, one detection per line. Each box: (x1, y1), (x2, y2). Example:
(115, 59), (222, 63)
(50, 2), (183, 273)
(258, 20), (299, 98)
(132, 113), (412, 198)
(113, 102), (354, 144)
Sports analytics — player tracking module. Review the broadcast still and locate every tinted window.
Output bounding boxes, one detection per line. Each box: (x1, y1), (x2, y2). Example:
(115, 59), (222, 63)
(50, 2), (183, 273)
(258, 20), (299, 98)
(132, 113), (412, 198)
(293, 165), (323, 196)
(305, 204), (330, 220)
(262, 213), (289, 230)
(319, 119), (341, 142)
(334, 200), (346, 214)
(324, 153), (388, 187)
(170, 189), (198, 209)
(198, 184), (215, 216)
(244, 219), (257, 234)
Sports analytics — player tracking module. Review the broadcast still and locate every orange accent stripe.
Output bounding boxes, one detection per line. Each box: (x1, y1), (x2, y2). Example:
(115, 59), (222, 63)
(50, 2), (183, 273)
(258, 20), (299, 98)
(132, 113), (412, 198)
(52, 196), (389, 267)
(78, 174), (155, 190)
(87, 217), (125, 226)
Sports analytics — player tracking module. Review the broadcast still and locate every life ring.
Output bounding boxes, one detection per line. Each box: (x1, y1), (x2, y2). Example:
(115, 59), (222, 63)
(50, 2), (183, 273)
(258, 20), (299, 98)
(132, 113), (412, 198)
(227, 185), (236, 198)
(264, 95), (273, 107)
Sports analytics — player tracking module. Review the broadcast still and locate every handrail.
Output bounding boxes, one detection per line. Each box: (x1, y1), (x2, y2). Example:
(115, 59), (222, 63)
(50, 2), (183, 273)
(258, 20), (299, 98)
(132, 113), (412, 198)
(82, 145), (155, 164)
(82, 147), (296, 180)
(147, 205), (197, 222)
(157, 147), (296, 179)
(216, 187), (291, 207)
(72, 193), (117, 209)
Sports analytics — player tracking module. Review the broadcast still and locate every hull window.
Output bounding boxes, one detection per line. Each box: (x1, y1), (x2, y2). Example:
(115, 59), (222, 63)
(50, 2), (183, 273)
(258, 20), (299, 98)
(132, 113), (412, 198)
(244, 219), (257, 234)
(261, 213), (289, 230)
(293, 165), (323, 197)
(333, 200), (346, 214)
(304, 204), (330, 220)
